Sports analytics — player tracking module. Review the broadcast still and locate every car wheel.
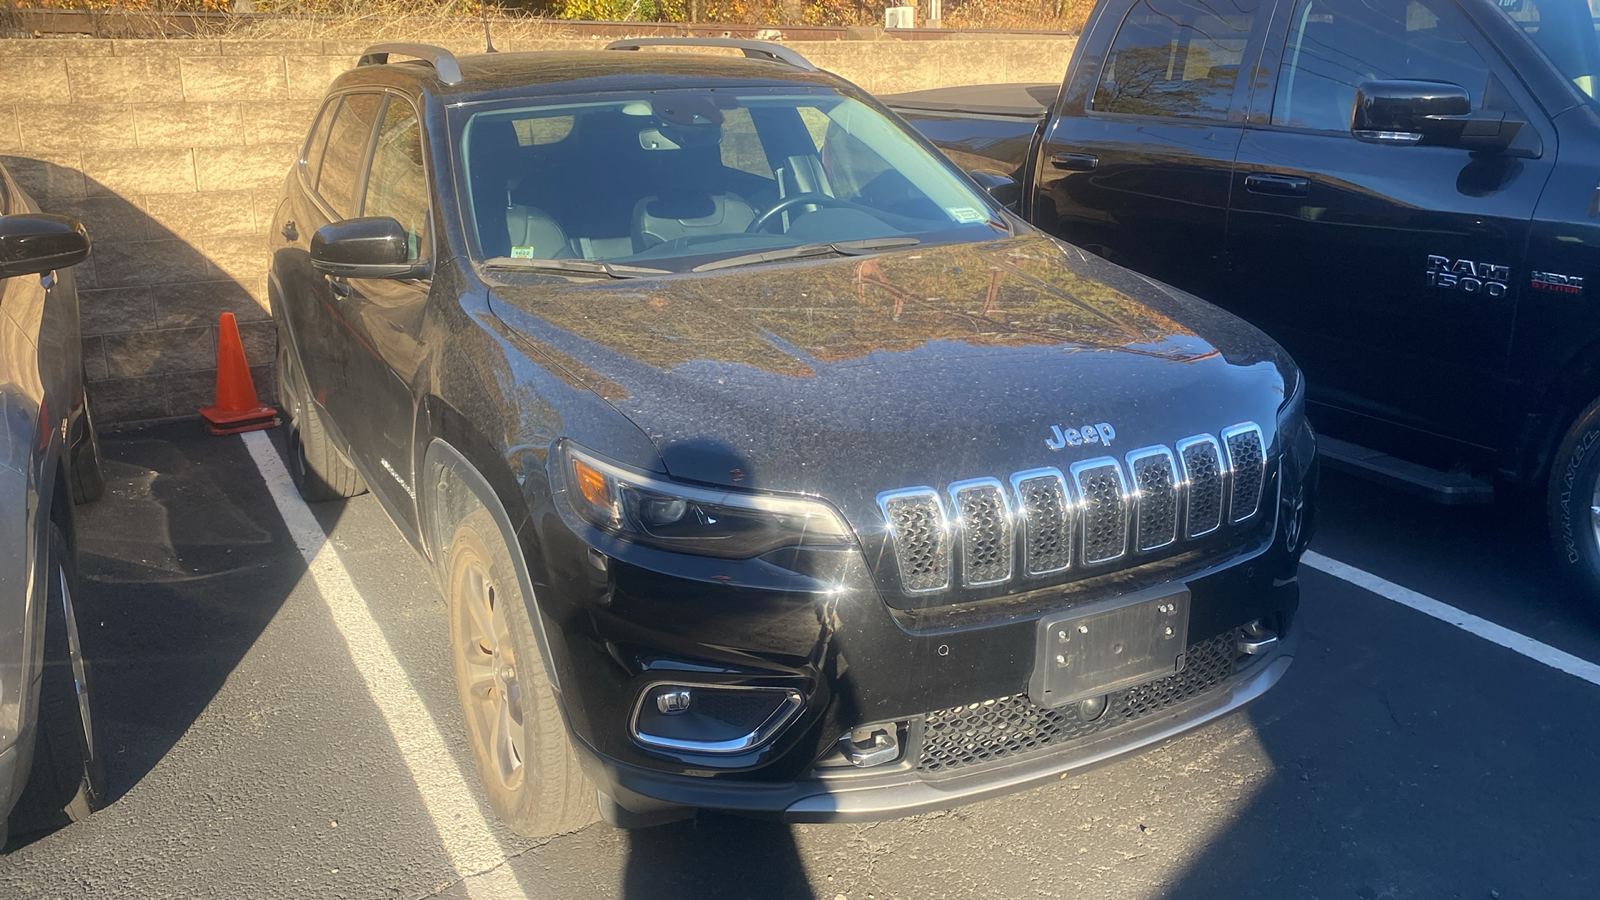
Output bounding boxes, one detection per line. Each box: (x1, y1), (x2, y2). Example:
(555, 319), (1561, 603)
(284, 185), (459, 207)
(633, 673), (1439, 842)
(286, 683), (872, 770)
(69, 389), (105, 505)
(445, 506), (596, 838)
(1546, 395), (1600, 612)
(8, 518), (106, 835)
(276, 343), (365, 503)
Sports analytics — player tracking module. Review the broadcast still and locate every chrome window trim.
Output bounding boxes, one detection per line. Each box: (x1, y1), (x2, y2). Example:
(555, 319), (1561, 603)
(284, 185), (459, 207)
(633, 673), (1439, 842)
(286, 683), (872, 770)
(1010, 467), (1073, 576)
(948, 477), (1015, 588)
(1125, 444), (1180, 552)
(1176, 434), (1228, 540)
(877, 486), (953, 594)
(629, 683), (805, 754)
(1221, 422), (1266, 524)
(1069, 456), (1130, 566)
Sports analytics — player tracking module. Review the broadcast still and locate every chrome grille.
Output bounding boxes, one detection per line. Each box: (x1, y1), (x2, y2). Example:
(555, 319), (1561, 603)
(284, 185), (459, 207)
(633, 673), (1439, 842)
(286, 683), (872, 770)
(1127, 447), (1179, 552)
(950, 479), (1013, 587)
(1012, 470), (1072, 575)
(1223, 424), (1265, 523)
(878, 489), (950, 593)
(877, 422), (1266, 595)
(1177, 436), (1226, 539)
(1071, 458), (1129, 565)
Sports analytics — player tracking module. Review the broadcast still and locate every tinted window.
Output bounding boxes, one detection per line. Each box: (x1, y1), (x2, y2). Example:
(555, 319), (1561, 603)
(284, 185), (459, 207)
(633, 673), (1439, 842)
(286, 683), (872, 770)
(1492, 0), (1600, 104)
(1272, 0), (1491, 131)
(301, 97), (338, 187)
(1092, 0), (1260, 120)
(317, 93), (383, 218)
(364, 98), (429, 261)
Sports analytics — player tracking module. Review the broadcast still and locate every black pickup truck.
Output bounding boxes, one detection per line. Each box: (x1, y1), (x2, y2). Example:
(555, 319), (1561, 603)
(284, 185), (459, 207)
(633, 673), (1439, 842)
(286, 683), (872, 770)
(888, 0), (1600, 606)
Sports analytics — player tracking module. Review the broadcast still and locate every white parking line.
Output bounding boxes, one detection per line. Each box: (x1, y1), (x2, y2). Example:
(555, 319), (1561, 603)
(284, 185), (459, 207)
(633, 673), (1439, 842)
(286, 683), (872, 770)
(1303, 550), (1600, 688)
(240, 431), (527, 898)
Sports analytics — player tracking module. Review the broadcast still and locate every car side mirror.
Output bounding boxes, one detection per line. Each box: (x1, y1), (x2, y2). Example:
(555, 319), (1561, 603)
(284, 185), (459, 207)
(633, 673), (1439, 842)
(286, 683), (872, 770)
(311, 217), (429, 279)
(968, 171), (1021, 211)
(0, 214), (91, 279)
(1352, 80), (1524, 153)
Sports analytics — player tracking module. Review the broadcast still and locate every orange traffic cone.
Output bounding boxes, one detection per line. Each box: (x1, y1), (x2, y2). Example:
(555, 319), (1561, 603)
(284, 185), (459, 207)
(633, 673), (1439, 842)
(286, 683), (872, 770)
(199, 312), (278, 436)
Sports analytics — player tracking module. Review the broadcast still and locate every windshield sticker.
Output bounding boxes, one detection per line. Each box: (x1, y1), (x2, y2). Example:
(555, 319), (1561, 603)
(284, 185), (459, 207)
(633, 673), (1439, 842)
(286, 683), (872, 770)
(510, 246), (538, 259)
(946, 207), (986, 224)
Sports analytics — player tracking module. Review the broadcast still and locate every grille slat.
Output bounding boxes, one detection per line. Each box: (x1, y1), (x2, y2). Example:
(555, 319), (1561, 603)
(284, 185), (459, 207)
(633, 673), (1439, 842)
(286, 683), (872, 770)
(1071, 458), (1129, 565)
(917, 629), (1238, 774)
(1127, 447), (1179, 552)
(877, 489), (951, 594)
(1177, 435), (1226, 539)
(1223, 424), (1265, 524)
(951, 479), (1013, 587)
(1012, 469), (1072, 576)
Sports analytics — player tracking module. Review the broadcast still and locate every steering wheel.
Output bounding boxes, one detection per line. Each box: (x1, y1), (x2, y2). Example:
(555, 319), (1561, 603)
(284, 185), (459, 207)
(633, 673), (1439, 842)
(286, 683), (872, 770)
(747, 193), (856, 233)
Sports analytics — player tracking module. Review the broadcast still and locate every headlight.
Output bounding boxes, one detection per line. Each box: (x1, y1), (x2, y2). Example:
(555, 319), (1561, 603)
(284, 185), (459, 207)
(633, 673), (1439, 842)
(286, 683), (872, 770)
(557, 441), (852, 559)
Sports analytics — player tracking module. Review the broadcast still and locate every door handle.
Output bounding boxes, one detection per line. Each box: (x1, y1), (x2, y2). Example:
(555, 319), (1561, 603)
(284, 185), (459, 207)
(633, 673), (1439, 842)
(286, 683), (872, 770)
(327, 276), (351, 298)
(281, 220), (298, 241)
(1244, 173), (1310, 197)
(1050, 152), (1100, 171)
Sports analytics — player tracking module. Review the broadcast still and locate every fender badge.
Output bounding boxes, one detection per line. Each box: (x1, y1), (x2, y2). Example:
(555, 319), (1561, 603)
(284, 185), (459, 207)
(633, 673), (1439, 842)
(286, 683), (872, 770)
(1532, 270), (1584, 295)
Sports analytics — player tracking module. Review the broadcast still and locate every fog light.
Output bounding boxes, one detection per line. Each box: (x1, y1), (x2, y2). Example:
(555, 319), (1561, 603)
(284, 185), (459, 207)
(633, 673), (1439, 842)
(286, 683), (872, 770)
(1077, 694), (1108, 722)
(633, 684), (803, 754)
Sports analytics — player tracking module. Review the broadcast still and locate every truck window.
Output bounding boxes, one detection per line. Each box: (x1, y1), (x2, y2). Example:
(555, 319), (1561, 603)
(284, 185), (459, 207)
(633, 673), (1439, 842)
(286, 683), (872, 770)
(1491, 0), (1600, 102)
(363, 97), (429, 262)
(1272, 0), (1490, 131)
(1091, 0), (1261, 121)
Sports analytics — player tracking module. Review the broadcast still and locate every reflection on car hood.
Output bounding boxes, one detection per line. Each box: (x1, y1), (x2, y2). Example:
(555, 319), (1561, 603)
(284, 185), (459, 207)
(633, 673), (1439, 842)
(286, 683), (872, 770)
(487, 233), (1291, 510)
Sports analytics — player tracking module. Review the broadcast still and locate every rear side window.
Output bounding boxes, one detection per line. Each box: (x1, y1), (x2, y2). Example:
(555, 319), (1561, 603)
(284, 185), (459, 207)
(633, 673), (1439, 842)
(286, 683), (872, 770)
(363, 98), (429, 261)
(301, 98), (337, 187)
(316, 92), (383, 218)
(1092, 0), (1262, 121)
(1272, 0), (1491, 131)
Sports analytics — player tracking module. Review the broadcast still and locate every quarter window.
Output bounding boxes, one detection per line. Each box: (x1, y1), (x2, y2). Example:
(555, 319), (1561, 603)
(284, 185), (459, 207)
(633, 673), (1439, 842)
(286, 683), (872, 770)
(1272, 0), (1491, 131)
(301, 98), (337, 187)
(317, 92), (383, 218)
(1092, 0), (1262, 121)
(364, 98), (429, 261)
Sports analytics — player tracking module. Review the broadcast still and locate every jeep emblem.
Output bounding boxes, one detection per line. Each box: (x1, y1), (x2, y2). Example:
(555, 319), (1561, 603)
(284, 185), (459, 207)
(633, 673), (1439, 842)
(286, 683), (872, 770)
(1046, 422), (1116, 450)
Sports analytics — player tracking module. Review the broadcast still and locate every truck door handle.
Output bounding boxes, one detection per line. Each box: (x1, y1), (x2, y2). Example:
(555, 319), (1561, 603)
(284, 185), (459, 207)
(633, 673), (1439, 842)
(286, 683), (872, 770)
(1244, 173), (1310, 197)
(327, 276), (351, 299)
(1050, 152), (1099, 171)
(281, 220), (298, 241)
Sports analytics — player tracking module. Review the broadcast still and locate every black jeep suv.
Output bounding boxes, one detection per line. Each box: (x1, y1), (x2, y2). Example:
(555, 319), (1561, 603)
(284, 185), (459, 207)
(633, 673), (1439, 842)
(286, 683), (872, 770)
(268, 39), (1318, 833)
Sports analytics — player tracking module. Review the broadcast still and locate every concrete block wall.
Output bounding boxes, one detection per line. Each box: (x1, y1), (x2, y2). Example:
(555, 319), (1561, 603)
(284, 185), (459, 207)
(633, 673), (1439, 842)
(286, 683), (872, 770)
(0, 34), (1076, 425)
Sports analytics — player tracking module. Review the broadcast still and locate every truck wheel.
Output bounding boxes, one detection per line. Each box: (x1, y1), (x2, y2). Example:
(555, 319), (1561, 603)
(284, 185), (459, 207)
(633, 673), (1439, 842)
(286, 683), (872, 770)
(8, 519), (106, 835)
(69, 388), (105, 505)
(276, 344), (365, 503)
(445, 507), (597, 838)
(1547, 396), (1600, 612)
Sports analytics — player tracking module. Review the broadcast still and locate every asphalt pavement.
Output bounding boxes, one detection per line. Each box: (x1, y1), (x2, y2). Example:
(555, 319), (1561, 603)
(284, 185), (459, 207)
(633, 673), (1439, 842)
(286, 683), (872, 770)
(1, 421), (1596, 900)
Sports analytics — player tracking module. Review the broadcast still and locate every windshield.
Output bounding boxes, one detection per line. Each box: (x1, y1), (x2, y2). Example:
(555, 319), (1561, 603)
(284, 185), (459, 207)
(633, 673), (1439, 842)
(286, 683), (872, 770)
(1494, 0), (1600, 102)
(451, 88), (1005, 272)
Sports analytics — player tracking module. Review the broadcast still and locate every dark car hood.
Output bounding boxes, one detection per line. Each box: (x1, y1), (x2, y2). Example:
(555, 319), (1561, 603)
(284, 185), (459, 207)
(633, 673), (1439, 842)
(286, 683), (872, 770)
(487, 234), (1291, 518)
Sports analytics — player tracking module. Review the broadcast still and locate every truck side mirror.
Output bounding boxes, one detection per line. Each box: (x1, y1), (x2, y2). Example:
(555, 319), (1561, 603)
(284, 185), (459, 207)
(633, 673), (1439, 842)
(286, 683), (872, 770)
(968, 171), (1021, 211)
(311, 217), (429, 280)
(0, 214), (91, 279)
(1352, 80), (1524, 154)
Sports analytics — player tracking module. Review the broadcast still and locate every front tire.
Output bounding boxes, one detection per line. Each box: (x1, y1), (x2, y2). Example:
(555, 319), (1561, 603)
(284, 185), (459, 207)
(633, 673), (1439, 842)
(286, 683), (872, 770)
(276, 343), (365, 503)
(8, 519), (106, 835)
(1547, 396), (1600, 613)
(445, 507), (596, 838)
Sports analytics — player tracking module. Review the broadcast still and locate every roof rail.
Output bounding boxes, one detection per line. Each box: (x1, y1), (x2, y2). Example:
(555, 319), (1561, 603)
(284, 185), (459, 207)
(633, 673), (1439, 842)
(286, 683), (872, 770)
(604, 38), (817, 72)
(357, 43), (464, 85)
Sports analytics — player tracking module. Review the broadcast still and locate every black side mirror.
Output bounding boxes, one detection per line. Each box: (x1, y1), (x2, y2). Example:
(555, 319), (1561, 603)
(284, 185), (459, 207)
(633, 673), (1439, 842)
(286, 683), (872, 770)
(0, 214), (91, 279)
(311, 217), (429, 279)
(1352, 80), (1524, 153)
(968, 171), (1021, 211)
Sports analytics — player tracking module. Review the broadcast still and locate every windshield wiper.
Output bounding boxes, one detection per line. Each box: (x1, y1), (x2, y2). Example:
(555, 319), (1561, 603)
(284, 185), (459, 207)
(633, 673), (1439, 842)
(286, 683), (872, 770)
(483, 257), (670, 279)
(691, 237), (921, 273)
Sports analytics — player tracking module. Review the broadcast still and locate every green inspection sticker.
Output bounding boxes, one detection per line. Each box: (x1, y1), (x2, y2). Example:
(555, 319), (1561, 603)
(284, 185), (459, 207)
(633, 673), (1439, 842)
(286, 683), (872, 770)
(947, 207), (986, 224)
(510, 246), (537, 259)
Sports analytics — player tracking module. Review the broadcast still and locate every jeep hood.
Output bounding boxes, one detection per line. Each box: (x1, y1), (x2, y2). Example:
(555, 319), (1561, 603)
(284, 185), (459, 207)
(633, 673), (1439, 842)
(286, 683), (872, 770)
(487, 234), (1291, 509)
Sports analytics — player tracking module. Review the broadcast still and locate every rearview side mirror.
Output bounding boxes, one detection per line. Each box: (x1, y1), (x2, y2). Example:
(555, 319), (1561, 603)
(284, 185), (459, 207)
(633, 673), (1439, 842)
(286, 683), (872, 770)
(1352, 80), (1524, 154)
(0, 214), (91, 279)
(968, 171), (1021, 211)
(311, 217), (429, 279)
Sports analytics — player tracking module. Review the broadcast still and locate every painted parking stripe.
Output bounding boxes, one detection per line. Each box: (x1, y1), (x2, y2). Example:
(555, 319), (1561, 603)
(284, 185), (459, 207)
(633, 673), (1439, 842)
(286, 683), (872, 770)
(240, 431), (527, 898)
(1304, 550), (1600, 688)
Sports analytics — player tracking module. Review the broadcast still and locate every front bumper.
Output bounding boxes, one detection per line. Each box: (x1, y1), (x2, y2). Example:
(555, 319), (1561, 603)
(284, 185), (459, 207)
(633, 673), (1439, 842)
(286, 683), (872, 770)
(571, 615), (1295, 822)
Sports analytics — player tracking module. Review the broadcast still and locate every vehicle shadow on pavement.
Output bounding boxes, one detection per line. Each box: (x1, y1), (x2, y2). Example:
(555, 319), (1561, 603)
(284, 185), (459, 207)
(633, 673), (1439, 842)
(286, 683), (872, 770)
(621, 813), (816, 900)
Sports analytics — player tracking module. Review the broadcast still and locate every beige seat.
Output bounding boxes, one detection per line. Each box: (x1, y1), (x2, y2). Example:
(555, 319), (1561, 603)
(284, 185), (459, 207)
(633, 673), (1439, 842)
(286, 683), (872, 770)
(505, 205), (568, 259)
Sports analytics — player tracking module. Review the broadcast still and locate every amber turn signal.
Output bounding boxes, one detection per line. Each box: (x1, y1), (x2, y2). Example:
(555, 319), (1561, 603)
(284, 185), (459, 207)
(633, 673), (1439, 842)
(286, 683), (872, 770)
(574, 458), (612, 509)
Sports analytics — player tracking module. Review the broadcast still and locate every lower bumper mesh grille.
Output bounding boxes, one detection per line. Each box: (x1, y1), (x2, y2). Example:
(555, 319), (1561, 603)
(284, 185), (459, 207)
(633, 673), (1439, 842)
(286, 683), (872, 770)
(917, 629), (1238, 774)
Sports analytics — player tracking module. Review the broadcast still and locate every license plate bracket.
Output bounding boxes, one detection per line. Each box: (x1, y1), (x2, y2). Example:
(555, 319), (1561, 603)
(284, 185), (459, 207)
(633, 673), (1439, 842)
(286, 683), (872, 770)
(1027, 587), (1192, 708)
